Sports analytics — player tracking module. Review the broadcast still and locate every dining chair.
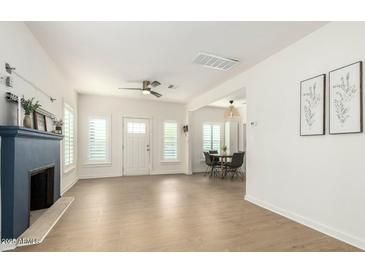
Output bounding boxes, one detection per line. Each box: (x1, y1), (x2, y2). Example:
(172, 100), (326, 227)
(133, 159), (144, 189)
(203, 151), (220, 176)
(208, 150), (220, 165)
(224, 152), (245, 179)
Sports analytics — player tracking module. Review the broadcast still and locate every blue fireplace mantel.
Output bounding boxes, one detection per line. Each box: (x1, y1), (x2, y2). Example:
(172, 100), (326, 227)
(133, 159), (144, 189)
(0, 126), (63, 239)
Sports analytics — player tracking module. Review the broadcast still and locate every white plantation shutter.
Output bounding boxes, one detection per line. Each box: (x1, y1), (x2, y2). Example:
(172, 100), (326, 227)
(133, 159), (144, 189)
(202, 123), (221, 152)
(64, 104), (74, 169)
(163, 122), (178, 160)
(203, 124), (212, 152)
(212, 125), (221, 151)
(88, 118), (108, 161)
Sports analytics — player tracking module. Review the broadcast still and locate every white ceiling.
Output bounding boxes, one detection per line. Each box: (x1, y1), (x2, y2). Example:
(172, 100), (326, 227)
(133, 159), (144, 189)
(27, 21), (327, 103)
(209, 88), (246, 108)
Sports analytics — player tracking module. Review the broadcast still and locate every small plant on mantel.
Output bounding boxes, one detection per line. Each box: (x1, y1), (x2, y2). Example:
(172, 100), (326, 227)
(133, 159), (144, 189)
(222, 145), (228, 155)
(53, 119), (63, 134)
(21, 96), (41, 128)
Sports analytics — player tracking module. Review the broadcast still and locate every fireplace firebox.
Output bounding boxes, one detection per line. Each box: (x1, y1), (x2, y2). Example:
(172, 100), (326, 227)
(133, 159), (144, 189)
(30, 165), (55, 212)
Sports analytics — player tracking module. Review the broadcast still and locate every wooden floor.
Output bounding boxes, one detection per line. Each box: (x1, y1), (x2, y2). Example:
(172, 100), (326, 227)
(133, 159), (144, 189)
(16, 174), (358, 251)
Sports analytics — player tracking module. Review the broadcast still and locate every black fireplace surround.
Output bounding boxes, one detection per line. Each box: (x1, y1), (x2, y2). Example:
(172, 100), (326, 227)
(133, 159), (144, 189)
(0, 126), (63, 239)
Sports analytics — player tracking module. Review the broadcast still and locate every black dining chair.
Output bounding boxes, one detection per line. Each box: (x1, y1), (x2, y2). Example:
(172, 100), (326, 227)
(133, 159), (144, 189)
(203, 151), (220, 176)
(208, 150), (220, 165)
(224, 152), (245, 179)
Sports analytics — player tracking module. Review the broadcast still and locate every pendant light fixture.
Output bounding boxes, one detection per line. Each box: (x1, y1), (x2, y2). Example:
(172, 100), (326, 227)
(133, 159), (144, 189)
(224, 100), (240, 121)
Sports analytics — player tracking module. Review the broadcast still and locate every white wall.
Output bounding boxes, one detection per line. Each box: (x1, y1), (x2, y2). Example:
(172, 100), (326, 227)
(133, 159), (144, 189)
(0, 22), (78, 193)
(189, 22), (365, 250)
(78, 94), (187, 178)
(238, 104), (247, 151)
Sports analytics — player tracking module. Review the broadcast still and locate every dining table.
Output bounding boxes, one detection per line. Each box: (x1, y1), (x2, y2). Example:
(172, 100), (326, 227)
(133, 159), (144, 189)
(210, 153), (233, 178)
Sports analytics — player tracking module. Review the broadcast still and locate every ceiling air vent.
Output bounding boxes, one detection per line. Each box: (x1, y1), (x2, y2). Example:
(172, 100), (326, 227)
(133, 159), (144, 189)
(168, 84), (177, 89)
(193, 52), (239, 71)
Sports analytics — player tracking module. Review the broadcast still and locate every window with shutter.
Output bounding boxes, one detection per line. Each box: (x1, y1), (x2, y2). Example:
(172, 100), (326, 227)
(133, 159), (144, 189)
(163, 121), (178, 161)
(202, 123), (222, 152)
(63, 104), (75, 171)
(212, 125), (221, 151)
(203, 124), (212, 152)
(88, 117), (109, 163)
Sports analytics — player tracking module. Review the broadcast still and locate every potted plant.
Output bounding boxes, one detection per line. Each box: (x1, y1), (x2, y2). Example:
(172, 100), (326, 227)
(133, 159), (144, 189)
(21, 96), (41, 128)
(222, 145), (228, 155)
(53, 119), (64, 134)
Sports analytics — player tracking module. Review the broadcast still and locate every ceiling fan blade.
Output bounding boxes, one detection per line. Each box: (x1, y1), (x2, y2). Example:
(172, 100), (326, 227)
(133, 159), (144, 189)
(118, 88), (143, 91)
(150, 90), (162, 98)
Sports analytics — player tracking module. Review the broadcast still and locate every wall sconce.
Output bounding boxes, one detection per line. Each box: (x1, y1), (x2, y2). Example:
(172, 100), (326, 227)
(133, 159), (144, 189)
(6, 76), (13, 87)
(183, 125), (188, 133)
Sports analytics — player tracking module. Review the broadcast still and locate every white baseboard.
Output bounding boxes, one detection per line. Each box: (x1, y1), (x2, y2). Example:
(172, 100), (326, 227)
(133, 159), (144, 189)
(78, 174), (120, 180)
(79, 170), (187, 179)
(150, 170), (185, 175)
(192, 168), (206, 173)
(61, 177), (79, 195)
(245, 194), (365, 251)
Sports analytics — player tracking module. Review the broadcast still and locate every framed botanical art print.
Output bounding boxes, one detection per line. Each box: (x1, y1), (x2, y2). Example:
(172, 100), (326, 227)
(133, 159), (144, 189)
(329, 61), (363, 134)
(300, 74), (326, 136)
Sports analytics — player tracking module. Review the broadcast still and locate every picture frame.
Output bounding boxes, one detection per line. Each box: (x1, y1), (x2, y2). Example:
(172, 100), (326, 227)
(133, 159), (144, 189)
(45, 116), (54, 133)
(33, 111), (47, 131)
(329, 61), (363, 134)
(300, 74), (326, 136)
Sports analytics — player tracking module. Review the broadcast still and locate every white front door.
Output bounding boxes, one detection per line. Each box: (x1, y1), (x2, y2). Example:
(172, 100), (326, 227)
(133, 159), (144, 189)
(123, 118), (150, 175)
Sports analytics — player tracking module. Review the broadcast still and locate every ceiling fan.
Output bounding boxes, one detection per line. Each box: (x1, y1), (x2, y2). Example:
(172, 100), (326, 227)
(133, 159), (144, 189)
(119, 80), (162, 98)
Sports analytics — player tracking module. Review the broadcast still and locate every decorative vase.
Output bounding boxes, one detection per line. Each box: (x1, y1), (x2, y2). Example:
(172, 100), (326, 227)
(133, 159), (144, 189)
(23, 114), (32, 128)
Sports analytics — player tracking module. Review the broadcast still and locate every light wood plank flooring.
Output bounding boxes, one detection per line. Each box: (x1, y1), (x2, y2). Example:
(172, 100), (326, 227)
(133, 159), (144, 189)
(16, 174), (359, 251)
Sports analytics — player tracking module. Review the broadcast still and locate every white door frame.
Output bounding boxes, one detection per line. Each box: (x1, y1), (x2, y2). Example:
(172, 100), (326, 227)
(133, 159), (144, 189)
(122, 116), (152, 176)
